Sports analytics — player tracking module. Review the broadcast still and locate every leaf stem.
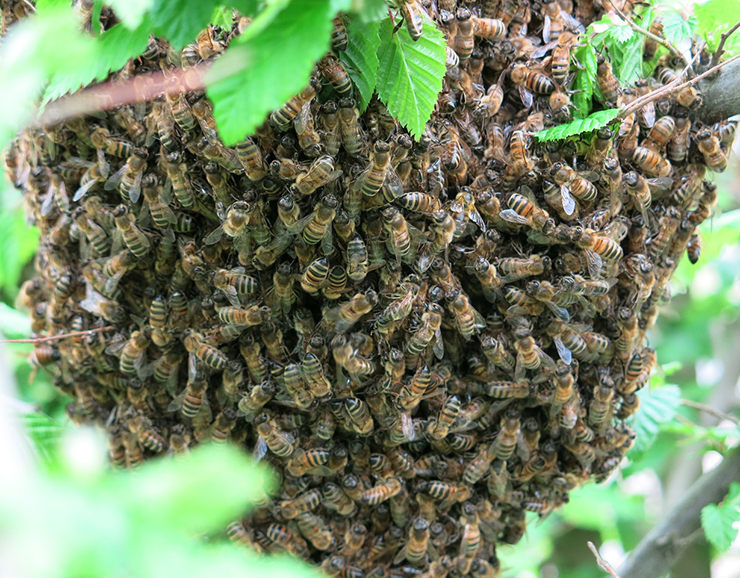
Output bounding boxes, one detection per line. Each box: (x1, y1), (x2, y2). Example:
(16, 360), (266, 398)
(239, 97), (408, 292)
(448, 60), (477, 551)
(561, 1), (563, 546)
(1, 326), (115, 344)
(681, 399), (740, 425)
(587, 541), (621, 578)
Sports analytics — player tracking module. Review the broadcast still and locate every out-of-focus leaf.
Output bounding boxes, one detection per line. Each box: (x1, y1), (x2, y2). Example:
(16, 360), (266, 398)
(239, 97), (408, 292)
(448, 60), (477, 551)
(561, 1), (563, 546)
(535, 109), (620, 141)
(375, 16), (446, 139)
(22, 413), (64, 470)
(104, 0), (154, 29)
(115, 444), (275, 533)
(629, 384), (681, 454)
(702, 501), (740, 552)
(0, 302), (32, 338)
(339, 16), (380, 111)
(695, 0), (740, 54)
(208, 0), (336, 144)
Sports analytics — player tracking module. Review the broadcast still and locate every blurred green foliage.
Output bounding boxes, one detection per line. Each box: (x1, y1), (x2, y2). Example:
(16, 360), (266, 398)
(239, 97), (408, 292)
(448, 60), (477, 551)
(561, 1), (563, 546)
(0, 437), (321, 578)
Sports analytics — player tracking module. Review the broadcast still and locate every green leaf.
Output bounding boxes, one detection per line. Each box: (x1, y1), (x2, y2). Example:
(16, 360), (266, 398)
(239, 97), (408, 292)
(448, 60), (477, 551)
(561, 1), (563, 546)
(339, 16), (380, 112)
(44, 21), (151, 103)
(207, 0), (336, 145)
(572, 41), (597, 118)
(535, 109), (621, 141)
(91, 0), (103, 35)
(105, 0), (154, 29)
(225, 0), (261, 16)
(22, 413), (64, 470)
(702, 503), (740, 552)
(615, 32), (643, 85)
(610, 24), (635, 44)
(149, 0), (222, 49)
(0, 302), (32, 338)
(695, 0), (740, 55)
(629, 384), (682, 454)
(375, 16), (446, 139)
(114, 444), (275, 533)
(350, 0), (388, 22)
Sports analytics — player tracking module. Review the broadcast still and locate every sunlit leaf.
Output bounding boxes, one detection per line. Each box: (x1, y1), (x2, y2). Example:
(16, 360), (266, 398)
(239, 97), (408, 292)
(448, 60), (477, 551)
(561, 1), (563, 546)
(208, 0), (336, 144)
(340, 16), (381, 111)
(148, 0), (222, 49)
(535, 109), (621, 141)
(629, 384), (681, 454)
(105, 0), (154, 29)
(702, 502), (740, 552)
(695, 0), (740, 54)
(375, 16), (446, 139)
(572, 41), (597, 118)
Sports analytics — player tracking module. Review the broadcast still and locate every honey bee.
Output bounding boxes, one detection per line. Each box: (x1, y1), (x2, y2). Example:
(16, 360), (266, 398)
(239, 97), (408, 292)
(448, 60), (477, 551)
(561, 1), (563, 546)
(293, 155), (341, 196)
(631, 145), (672, 178)
(597, 56), (619, 105)
(300, 255), (330, 295)
(361, 477), (403, 505)
(550, 31), (580, 84)
(427, 395), (461, 440)
(623, 171), (652, 224)
(112, 204), (150, 258)
(90, 126), (133, 158)
(473, 15), (507, 39)
(318, 54), (353, 98)
(398, 0), (426, 41)
(271, 83), (317, 131)
(217, 304), (270, 328)
(255, 414), (296, 458)
(510, 64), (556, 107)
(687, 232), (702, 264)
(295, 512), (334, 551)
(338, 97), (364, 156)
(183, 329), (229, 370)
(452, 8), (475, 61)
(235, 137), (267, 181)
(501, 192), (555, 233)
(695, 130), (727, 171)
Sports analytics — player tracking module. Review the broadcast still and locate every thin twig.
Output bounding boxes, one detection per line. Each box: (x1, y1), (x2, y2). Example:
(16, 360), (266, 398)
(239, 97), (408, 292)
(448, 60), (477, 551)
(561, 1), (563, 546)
(711, 22), (740, 68)
(587, 541), (621, 578)
(1, 326), (114, 344)
(605, 0), (691, 71)
(681, 399), (740, 425)
(620, 54), (740, 119)
(30, 55), (242, 130)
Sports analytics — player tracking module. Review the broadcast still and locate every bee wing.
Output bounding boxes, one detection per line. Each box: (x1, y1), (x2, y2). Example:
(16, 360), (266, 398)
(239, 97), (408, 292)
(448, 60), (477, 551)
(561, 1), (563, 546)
(254, 435), (268, 461)
(203, 224), (225, 245)
(321, 224), (334, 256)
(500, 209), (530, 226)
(104, 166), (126, 191)
(531, 40), (557, 59)
(103, 269), (128, 296)
(433, 327), (445, 360)
(584, 250), (603, 279)
(104, 335), (127, 356)
(286, 212), (315, 235)
(167, 391), (185, 413)
(160, 179), (174, 204)
(562, 12), (585, 32)
(545, 301), (571, 322)
(127, 171), (143, 204)
(553, 337), (573, 365)
(221, 285), (241, 307)
(73, 176), (100, 202)
(560, 185), (576, 216)
(543, 15), (552, 43)
(400, 413), (416, 441)
(40, 188), (55, 217)
(640, 102), (656, 128)
(468, 207), (487, 232)
(647, 177), (673, 194)
(233, 231), (253, 258)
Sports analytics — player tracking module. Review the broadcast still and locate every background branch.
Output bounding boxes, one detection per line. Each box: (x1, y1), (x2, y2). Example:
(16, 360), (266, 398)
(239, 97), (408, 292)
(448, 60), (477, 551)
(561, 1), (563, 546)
(619, 449), (740, 578)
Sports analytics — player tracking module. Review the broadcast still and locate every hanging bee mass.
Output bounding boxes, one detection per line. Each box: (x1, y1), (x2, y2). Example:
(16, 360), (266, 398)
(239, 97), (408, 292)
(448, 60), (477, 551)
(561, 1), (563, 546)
(4, 0), (737, 575)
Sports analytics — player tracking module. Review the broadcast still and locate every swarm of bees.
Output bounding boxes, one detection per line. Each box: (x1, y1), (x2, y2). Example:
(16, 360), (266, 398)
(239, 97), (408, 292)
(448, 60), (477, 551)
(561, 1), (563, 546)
(4, 0), (738, 575)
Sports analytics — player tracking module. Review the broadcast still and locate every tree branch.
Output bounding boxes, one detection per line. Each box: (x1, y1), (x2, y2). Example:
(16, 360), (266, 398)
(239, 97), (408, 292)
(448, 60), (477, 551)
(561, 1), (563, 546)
(696, 55), (740, 123)
(618, 449), (740, 578)
(711, 22), (740, 68)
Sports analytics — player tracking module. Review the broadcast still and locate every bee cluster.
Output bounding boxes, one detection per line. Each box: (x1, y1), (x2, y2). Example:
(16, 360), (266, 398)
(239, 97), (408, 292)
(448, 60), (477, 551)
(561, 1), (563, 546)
(6, 0), (738, 575)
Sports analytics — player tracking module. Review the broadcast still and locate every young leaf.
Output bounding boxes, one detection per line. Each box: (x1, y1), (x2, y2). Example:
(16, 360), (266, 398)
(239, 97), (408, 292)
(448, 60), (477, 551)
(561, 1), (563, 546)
(339, 17), (381, 112)
(616, 32), (644, 86)
(702, 503), (740, 552)
(535, 109), (621, 141)
(572, 41), (597, 118)
(375, 16), (446, 139)
(351, 0), (389, 22)
(207, 0), (336, 145)
(628, 384), (681, 454)
(148, 0), (222, 49)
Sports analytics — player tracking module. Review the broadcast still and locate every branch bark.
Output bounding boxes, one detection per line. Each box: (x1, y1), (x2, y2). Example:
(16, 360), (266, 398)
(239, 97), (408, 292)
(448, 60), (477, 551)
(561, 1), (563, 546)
(618, 449), (740, 578)
(696, 56), (740, 123)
